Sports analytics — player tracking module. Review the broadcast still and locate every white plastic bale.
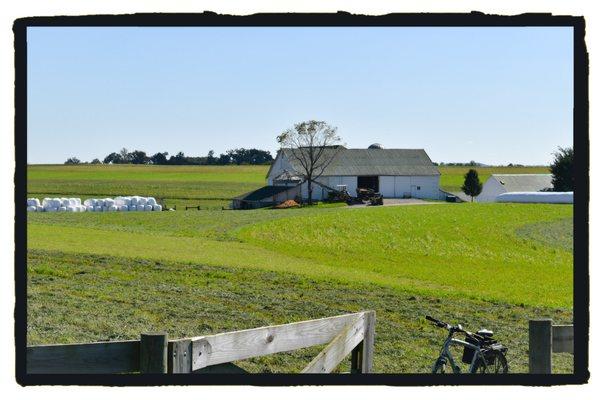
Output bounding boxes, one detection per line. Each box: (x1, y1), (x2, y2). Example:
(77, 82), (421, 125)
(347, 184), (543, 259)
(496, 191), (573, 204)
(86, 206), (94, 212)
(146, 197), (157, 206)
(60, 198), (69, 207)
(83, 199), (93, 207)
(36, 206), (44, 212)
(144, 204), (153, 211)
(59, 206), (67, 212)
(152, 204), (162, 212)
(129, 205), (137, 211)
(130, 196), (139, 206)
(42, 198), (52, 207)
(119, 205), (129, 211)
(67, 205), (77, 212)
(105, 198), (116, 207)
(27, 198), (41, 207)
(94, 206), (103, 212)
(108, 205), (118, 212)
(27, 206), (37, 212)
(138, 197), (147, 206)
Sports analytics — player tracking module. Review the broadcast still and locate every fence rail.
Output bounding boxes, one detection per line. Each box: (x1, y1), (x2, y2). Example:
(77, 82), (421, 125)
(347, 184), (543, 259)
(529, 319), (574, 373)
(27, 311), (375, 374)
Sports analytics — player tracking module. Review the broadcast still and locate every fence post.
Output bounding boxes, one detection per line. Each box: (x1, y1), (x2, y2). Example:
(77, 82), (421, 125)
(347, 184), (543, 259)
(361, 311), (376, 373)
(529, 319), (552, 373)
(140, 333), (168, 373)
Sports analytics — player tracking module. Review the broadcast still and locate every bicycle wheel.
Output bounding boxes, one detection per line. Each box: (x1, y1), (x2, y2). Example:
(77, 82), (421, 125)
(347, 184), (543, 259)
(432, 357), (448, 373)
(472, 350), (508, 373)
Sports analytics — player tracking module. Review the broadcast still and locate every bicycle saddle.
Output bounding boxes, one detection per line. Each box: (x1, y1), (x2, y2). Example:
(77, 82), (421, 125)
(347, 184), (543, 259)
(477, 329), (494, 337)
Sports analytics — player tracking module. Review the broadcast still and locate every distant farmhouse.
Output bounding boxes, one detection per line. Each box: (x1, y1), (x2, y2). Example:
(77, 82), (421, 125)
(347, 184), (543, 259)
(477, 174), (553, 203)
(233, 144), (441, 209)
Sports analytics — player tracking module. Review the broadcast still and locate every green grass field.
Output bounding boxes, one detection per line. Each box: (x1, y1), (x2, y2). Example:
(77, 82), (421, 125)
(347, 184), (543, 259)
(26, 164), (572, 373)
(28, 164), (550, 208)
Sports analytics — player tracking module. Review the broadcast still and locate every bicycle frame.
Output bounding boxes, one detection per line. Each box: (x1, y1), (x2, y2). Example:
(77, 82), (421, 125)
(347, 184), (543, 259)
(433, 331), (486, 373)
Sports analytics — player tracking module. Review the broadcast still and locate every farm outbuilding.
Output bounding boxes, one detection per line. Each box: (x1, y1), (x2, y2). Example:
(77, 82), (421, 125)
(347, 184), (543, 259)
(266, 145), (441, 201)
(476, 174), (553, 203)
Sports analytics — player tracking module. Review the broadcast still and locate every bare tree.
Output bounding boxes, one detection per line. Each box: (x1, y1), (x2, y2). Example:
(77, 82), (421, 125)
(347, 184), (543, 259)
(276, 120), (342, 205)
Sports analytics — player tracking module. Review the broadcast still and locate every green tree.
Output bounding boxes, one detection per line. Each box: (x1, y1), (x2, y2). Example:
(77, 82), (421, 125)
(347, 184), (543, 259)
(550, 147), (574, 191)
(90, 158), (101, 164)
(64, 157), (80, 165)
(277, 120), (342, 205)
(461, 169), (482, 202)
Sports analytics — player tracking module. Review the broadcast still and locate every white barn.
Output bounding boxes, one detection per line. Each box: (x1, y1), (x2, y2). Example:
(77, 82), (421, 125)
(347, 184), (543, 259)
(266, 145), (441, 201)
(476, 174), (553, 203)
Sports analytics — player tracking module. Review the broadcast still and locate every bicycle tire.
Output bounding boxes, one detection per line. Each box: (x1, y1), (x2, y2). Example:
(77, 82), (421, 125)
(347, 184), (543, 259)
(432, 357), (448, 373)
(472, 350), (508, 373)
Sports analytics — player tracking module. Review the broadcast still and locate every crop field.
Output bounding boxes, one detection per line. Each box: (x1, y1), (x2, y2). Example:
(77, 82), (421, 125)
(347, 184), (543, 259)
(28, 164), (549, 208)
(26, 164), (573, 373)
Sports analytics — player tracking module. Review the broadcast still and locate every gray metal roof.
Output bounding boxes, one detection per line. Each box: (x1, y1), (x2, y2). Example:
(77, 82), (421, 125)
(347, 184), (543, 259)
(491, 174), (553, 192)
(281, 148), (439, 176)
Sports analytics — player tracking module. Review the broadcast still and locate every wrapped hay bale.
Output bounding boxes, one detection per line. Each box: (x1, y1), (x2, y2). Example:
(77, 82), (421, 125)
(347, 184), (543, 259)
(46, 207), (58, 212)
(36, 206), (44, 212)
(94, 205), (103, 212)
(144, 204), (153, 211)
(130, 196), (139, 206)
(27, 198), (41, 207)
(496, 191), (573, 204)
(129, 205), (137, 211)
(138, 197), (147, 206)
(83, 199), (95, 207)
(152, 204), (162, 212)
(147, 197), (157, 206)
(114, 196), (125, 206)
(27, 206), (37, 212)
(86, 206), (94, 212)
(108, 205), (118, 212)
(61, 198), (69, 207)
(42, 198), (52, 207)
(105, 198), (115, 207)
(119, 205), (129, 212)
(67, 205), (77, 212)
(59, 206), (67, 212)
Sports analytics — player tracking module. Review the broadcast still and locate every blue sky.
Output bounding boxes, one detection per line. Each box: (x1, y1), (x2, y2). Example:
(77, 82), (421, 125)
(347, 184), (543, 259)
(27, 26), (573, 165)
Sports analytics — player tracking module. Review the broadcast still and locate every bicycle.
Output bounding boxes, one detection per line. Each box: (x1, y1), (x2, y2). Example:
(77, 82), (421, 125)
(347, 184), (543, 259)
(426, 315), (509, 373)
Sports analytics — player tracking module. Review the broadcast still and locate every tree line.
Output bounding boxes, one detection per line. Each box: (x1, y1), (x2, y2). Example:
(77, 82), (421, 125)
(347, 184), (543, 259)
(64, 148), (274, 166)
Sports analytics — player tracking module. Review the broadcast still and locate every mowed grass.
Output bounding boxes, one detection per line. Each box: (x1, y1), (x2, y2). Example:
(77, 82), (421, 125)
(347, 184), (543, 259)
(28, 203), (572, 308)
(438, 166), (550, 193)
(28, 250), (573, 373)
(28, 164), (549, 207)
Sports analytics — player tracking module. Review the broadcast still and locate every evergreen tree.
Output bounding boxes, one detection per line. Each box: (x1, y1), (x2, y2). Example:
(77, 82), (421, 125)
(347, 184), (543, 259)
(461, 169), (482, 202)
(550, 147), (574, 191)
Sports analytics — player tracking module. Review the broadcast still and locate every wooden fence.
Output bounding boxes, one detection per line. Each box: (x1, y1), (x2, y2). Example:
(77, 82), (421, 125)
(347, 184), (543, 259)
(529, 319), (574, 373)
(27, 311), (375, 374)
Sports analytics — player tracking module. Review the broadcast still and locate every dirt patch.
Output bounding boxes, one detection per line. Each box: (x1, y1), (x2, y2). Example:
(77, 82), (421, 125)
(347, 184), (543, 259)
(273, 200), (300, 209)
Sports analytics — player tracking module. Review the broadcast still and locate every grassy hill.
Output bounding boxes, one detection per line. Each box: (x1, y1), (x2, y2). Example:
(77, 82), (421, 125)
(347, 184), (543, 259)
(25, 164), (572, 373)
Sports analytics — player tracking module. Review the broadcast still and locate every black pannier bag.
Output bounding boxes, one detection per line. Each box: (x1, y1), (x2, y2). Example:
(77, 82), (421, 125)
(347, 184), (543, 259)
(462, 331), (498, 364)
(462, 335), (480, 364)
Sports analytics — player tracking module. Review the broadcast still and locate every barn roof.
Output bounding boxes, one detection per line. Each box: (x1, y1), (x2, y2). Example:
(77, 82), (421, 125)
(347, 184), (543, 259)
(279, 148), (439, 176)
(491, 174), (553, 192)
(234, 185), (292, 201)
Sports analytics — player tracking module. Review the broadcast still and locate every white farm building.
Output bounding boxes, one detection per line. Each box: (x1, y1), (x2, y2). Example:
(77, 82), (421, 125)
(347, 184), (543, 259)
(233, 145), (441, 208)
(476, 174), (553, 203)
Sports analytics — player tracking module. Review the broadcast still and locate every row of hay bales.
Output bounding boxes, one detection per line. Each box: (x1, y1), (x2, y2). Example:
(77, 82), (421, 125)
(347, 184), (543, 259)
(27, 196), (162, 212)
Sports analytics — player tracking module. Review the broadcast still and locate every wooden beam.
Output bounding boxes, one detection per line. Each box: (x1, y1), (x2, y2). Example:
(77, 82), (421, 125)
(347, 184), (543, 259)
(301, 314), (365, 373)
(360, 311), (375, 373)
(552, 325), (574, 354)
(140, 333), (168, 373)
(26, 340), (139, 374)
(189, 312), (367, 371)
(168, 339), (192, 373)
(529, 319), (552, 373)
